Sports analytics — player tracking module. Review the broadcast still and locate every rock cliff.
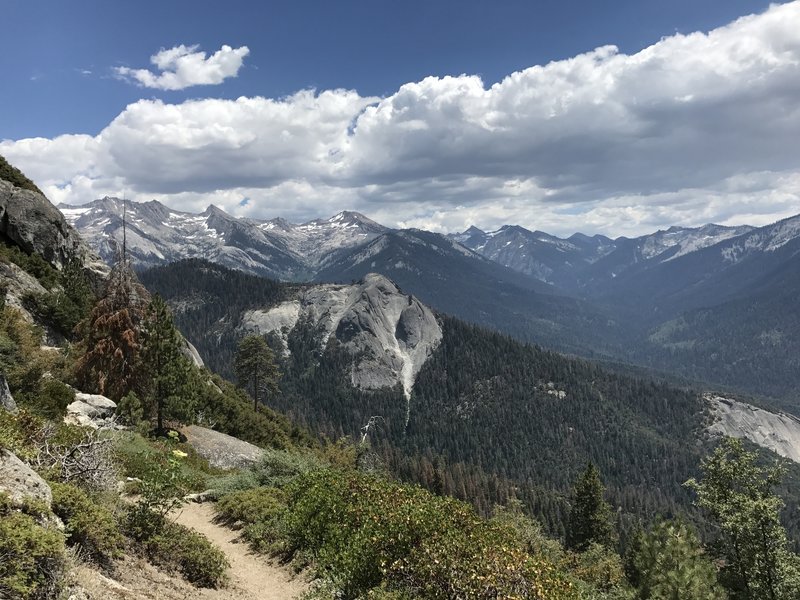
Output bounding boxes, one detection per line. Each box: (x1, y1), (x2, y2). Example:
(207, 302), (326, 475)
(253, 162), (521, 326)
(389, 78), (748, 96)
(706, 393), (800, 463)
(241, 273), (442, 402)
(0, 179), (109, 287)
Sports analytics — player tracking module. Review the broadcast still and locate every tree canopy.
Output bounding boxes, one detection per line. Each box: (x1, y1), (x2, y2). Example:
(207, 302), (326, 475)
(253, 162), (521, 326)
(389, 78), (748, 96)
(235, 334), (281, 411)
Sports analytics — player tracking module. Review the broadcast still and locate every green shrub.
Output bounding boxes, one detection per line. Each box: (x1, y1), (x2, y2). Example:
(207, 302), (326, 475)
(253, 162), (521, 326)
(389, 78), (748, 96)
(50, 482), (123, 565)
(253, 448), (326, 487)
(145, 520), (229, 588)
(114, 431), (211, 493)
(117, 391), (144, 426)
(272, 469), (576, 599)
(0, 494), (66, 600)
(26, 378), (74, 419)
(215, 486), (286, 528)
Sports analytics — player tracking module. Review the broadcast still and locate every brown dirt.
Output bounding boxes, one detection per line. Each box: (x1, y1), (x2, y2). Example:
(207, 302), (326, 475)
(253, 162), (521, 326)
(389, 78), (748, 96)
(69, 502), (308, 600)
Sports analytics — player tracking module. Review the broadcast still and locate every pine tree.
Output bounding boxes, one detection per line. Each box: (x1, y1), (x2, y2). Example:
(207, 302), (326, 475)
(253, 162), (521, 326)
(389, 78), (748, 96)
(566, 462), (616, 552)
(141, 294), (193, 433)
(686, 438), (800, 600)
(629, 519), (724, 599)
(234, 334), (280, 411)
(74, 260), (149, 401)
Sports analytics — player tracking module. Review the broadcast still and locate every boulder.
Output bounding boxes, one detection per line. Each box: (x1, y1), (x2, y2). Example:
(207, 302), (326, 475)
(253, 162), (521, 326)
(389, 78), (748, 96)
(181, 424), (264, 470)
(0, 372), (17, 414)
(65, 392), (117, 429)
(0, 449), (52, 508)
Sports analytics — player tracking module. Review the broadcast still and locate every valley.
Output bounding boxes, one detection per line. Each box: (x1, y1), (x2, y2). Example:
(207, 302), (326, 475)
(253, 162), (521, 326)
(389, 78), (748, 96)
(67, 197), (800, 411)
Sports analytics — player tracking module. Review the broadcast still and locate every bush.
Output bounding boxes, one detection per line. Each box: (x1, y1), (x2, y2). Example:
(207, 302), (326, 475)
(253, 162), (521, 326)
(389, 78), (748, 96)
(0, 493), (66, 600)
(206, 447), (324, 500)
(215, 486), (286, 528)
(145, 520), (229, 588)
(272, 469), (575, 599)
(26, 378), (74, 419)
(50, 482), (123, 566)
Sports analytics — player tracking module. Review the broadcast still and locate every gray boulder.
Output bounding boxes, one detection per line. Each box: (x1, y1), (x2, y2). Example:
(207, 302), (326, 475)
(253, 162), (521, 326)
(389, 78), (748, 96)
(0, 449), (52, 508)
(182, 424), (264, 470)
(0, 372), (17, 414)
(65, 392), (117, 429)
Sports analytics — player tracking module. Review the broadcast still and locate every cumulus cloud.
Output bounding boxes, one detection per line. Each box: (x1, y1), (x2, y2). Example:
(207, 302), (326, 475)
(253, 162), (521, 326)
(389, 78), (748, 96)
(115, 44), (249, 90)
(4, 2), (800, 236)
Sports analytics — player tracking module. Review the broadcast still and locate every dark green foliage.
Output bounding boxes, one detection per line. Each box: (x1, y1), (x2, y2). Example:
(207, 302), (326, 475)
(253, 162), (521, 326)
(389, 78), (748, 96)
(141, 294), (195, 431)
(235, 333), (280, 411)
(145, 520), (229, 588)
(627, 519), (724, 600)
(0, 154), (43, 194)
(119, 439), (229, 588)
(566, 463), (615, 552)
(50, 482), (123, 566)
(138, 260), (710, 542)
(117, 391), (144, 426)
(139, 258), (295, 380)
(22, 259), (95, 335)
(195, 374), (315, 450)
(0, 240), (60, 289)
(0, 493), (66, 600)
(17, 378), (74, 420)
(215, 486), (286, 529)
(231, 468), (575, 599)
(0, 243), (94, 336)
(687, 438), (800, 599)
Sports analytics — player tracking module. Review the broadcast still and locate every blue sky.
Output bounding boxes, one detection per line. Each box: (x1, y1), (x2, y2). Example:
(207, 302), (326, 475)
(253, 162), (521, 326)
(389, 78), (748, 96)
(1, 0), (798, 236)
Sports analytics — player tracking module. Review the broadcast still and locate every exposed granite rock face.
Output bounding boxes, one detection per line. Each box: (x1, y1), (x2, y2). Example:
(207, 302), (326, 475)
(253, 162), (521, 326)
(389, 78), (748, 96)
(0, 372), (17, 414)
(706, 393), (800, 463)
(0, 179), (109, 288)
(65, 392), (117, 429)
(181, 424), (264, 470)
(241, 273), (442, 400)
(0, 449), (52, 508)
(182, 339), (204, 368)
(0, 260), (48, 323)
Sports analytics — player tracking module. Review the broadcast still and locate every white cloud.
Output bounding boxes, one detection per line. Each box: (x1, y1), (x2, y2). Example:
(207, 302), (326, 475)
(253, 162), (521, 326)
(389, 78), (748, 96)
(3, 2), (800, 237)
(115, 44), (249, 91)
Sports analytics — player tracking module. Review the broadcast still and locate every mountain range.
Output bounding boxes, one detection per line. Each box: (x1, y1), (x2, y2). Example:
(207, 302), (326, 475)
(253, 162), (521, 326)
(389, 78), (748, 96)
(61, 198), (800, 409)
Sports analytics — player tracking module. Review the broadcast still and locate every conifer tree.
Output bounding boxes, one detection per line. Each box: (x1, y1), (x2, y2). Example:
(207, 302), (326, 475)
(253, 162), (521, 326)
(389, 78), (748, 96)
(629, 519), (724, 599)
(566, 462), (615, 552)
(141, 294), (193, 433)
(687, 438), (800, 600)
(74, 259), (149, 401)
(234, 334), (280, 411)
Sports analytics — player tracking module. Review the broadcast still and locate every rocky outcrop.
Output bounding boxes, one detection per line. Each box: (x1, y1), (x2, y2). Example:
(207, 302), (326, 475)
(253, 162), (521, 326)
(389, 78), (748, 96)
(65, 392), (117, 429)
(0, 449), (53, 508)
(181, 339), (204, 368)
(0, 372), (17, 414)
(181, 424), (264, 470)
(241, 273), (442, 400)
(706, 393), (800, 463)
(0, 260), (49, 323)
(0, 179), (109, 288)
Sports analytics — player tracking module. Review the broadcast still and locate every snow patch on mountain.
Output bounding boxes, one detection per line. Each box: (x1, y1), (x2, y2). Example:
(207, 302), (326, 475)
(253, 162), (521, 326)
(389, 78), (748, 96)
(59, 199), (387, 280)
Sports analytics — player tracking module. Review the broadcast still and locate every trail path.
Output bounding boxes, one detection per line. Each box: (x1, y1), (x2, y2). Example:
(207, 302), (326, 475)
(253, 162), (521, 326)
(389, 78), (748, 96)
(172, 501), (308, 600)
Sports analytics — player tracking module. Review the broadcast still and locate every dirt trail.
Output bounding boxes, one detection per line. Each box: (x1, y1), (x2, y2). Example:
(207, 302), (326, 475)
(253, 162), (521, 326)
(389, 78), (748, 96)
(172, 501), (308, 600)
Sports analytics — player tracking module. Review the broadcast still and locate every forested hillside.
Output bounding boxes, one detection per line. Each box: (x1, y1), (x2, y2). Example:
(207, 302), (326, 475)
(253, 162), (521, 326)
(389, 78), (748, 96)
(140, 259), (722, 539)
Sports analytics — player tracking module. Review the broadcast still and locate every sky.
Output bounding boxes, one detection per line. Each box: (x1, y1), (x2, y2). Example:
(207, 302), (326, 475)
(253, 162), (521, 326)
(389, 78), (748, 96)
(1, 0), (798, 237)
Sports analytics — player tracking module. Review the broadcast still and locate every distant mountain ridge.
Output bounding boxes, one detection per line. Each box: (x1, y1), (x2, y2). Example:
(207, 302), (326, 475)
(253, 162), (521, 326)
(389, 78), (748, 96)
(62, 199), (800, 405)
(59, 198), (388, 281)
